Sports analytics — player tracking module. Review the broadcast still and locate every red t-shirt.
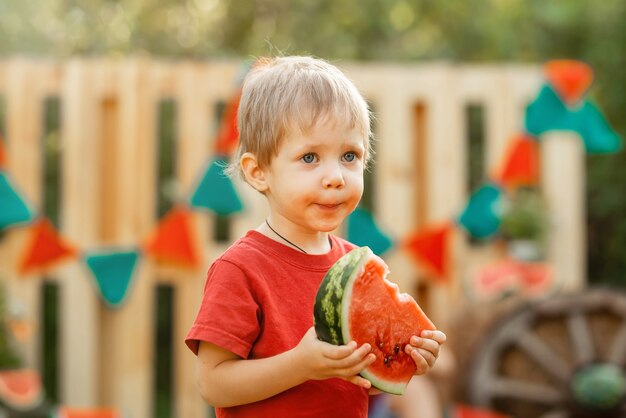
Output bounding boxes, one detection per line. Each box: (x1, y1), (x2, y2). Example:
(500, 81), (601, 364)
(185, 230), (369, 418)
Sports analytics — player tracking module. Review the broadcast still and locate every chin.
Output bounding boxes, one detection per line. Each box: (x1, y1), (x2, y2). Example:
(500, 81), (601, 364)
(314, 220), (344, 233)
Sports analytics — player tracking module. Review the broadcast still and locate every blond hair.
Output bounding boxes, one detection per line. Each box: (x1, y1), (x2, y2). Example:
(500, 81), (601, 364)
(228, 56), (372, 179)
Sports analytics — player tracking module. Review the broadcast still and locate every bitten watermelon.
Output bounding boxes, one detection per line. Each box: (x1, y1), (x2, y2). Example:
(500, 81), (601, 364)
(314, 247), (436, 394)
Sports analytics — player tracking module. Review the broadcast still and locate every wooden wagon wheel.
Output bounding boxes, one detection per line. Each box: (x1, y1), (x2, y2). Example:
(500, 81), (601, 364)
(467, 288), (626, 418)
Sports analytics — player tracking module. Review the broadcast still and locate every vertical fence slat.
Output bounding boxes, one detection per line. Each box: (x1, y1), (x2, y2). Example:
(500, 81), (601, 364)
(174, 61), (213, 418)
(97, 59), (156, 417)
(541, 133), (586, 292)
(4, 59), (45, 369)
(60, 59), (100, 407)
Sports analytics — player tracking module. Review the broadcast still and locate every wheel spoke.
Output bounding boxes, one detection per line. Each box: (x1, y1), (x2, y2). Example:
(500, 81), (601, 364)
(566, 310), (594, 364)
(516, 330), (571, 383)
(608, 320), (626, 365)
(489, 377), (564, 404)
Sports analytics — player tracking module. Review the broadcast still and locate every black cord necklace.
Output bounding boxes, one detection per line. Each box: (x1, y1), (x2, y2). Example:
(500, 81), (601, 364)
(265, 219), (307, 254)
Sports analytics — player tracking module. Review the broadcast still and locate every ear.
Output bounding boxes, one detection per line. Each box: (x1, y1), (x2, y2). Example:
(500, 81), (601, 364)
(240, 152), (268, 193)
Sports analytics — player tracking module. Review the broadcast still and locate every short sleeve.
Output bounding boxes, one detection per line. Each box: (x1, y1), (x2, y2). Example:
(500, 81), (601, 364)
(185, 259), (261, 358)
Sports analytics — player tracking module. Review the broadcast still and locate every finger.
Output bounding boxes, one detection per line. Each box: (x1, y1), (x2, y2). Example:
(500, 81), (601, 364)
(405, 346), (435, 372)
(332, 343), (373, 368)
(323, 340), (357, 360)
(409, 336), (441, 358)
(420, 329), (447, 344)
(343, 374), (372, 389)
(341, 352), (376, 376)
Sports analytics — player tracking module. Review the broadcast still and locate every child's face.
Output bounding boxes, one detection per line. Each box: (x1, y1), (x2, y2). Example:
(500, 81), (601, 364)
(262, 120), (365, 237)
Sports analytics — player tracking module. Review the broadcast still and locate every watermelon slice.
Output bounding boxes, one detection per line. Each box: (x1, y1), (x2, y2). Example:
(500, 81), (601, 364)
(0, 369), (45, 410)
(314, 247), (436, 394)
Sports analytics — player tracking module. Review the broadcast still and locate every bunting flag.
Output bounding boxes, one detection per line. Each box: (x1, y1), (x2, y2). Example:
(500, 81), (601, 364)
(55, 407), (121, 418)
(0, 172), (35, 230)
(189, 157), (243, 215)
(525, 84), (622, 154)
(525, 84), (578, 135)
(457, 183), (504, 240)
(215, 90), (242, 156)
(544, 60), (593, 107)
(346, 207), (394, 256)
(0, 137), (6, 169)
(84, 249), (140, 307)
(452, 404), (510, 418)
(18, 218), (78, 275)
(493, 134), (540, 189)
(577, 101), (623, 153)
(402, 222), (453, 282)
(144, 205), (201, 268)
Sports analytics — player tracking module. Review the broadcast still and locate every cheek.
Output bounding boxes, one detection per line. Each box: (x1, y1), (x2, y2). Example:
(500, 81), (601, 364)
(347, 171), (364, 194)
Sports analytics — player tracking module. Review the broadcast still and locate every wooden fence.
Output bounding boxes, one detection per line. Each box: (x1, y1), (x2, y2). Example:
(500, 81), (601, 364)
(0, 58), (585, 418)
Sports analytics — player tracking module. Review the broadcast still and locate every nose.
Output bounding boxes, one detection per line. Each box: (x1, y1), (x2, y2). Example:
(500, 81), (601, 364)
(322, 163), (345, 189)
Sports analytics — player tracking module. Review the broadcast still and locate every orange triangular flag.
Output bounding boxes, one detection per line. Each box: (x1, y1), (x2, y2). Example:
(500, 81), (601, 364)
(544, 60), (593, 107)
(402, 223), (453, 283)
(144, 205), (201, 268)
(19, 218), (77, 275)
(56, 407), (121, 418)
(0, 136), (6, 169)
(215, 90), (241, 156)
(494, 134), (540, 189)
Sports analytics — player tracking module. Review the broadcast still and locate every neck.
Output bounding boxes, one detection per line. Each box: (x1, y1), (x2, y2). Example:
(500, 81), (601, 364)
(261, 219), (332, 255)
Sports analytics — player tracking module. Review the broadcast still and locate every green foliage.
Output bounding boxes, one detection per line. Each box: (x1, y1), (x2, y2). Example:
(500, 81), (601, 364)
(500, 188), (547, 243)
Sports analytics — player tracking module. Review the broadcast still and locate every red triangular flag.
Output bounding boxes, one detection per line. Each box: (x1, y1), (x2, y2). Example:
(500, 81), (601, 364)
(402, 223), (453, 283)
(143, 205), (201, 268)
(494, 134), (540, 189)
(0, 136), (7, 169)
(453, 404), (510, 418)
(19, 218), (77, 275)
(215, 90), (241, 156)
(544, 60), (593, 107)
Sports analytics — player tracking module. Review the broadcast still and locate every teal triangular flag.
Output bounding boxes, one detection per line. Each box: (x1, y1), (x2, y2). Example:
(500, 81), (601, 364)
(85, 249), (140, 307)
(525, 84), (622, 154)
(0, 171), (35, 229)
(347, 207), (394, 256)
(578, 101), (622, 153)
(525, 84), (578, 136)
(457, 183), (503, 239)
(189, 157), (243, 215)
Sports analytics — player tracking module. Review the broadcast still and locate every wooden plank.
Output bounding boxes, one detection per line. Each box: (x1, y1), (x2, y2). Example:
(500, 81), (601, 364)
(173, 61), (213, 418)
(59, 59), (101, 406)
(96, 58), (155, 417)
(541, 132), (585, 292)
(372, 70), (419, 295)
(4, 59), (44, 369)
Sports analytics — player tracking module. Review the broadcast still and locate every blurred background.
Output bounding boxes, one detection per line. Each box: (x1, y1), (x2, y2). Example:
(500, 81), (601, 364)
(0, 1), (625, 418)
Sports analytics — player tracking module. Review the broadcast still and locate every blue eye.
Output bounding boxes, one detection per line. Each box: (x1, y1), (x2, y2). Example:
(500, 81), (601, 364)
(302, 153), (317, 163)
(343, 152), (356, 162)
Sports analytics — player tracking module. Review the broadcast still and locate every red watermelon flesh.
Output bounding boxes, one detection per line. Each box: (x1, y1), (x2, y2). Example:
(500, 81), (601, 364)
(314, 247), (436, 394)
(0, 369), (44, 409)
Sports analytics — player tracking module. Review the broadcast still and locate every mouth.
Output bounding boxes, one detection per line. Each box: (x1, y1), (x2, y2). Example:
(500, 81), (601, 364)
(317, 203), (342, 209)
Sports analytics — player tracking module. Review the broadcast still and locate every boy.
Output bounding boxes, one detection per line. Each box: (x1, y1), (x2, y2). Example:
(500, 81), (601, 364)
(185, 56), (446, 417)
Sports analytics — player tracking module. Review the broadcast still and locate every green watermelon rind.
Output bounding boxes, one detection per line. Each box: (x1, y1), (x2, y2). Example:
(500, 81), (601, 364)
(314, 246), (410, 395)
(314, 247), (370, 345)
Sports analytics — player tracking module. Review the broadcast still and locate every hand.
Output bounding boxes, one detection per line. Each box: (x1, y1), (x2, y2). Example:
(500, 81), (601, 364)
(293, 327), (376, 389)
(405, 329), (447, 375)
